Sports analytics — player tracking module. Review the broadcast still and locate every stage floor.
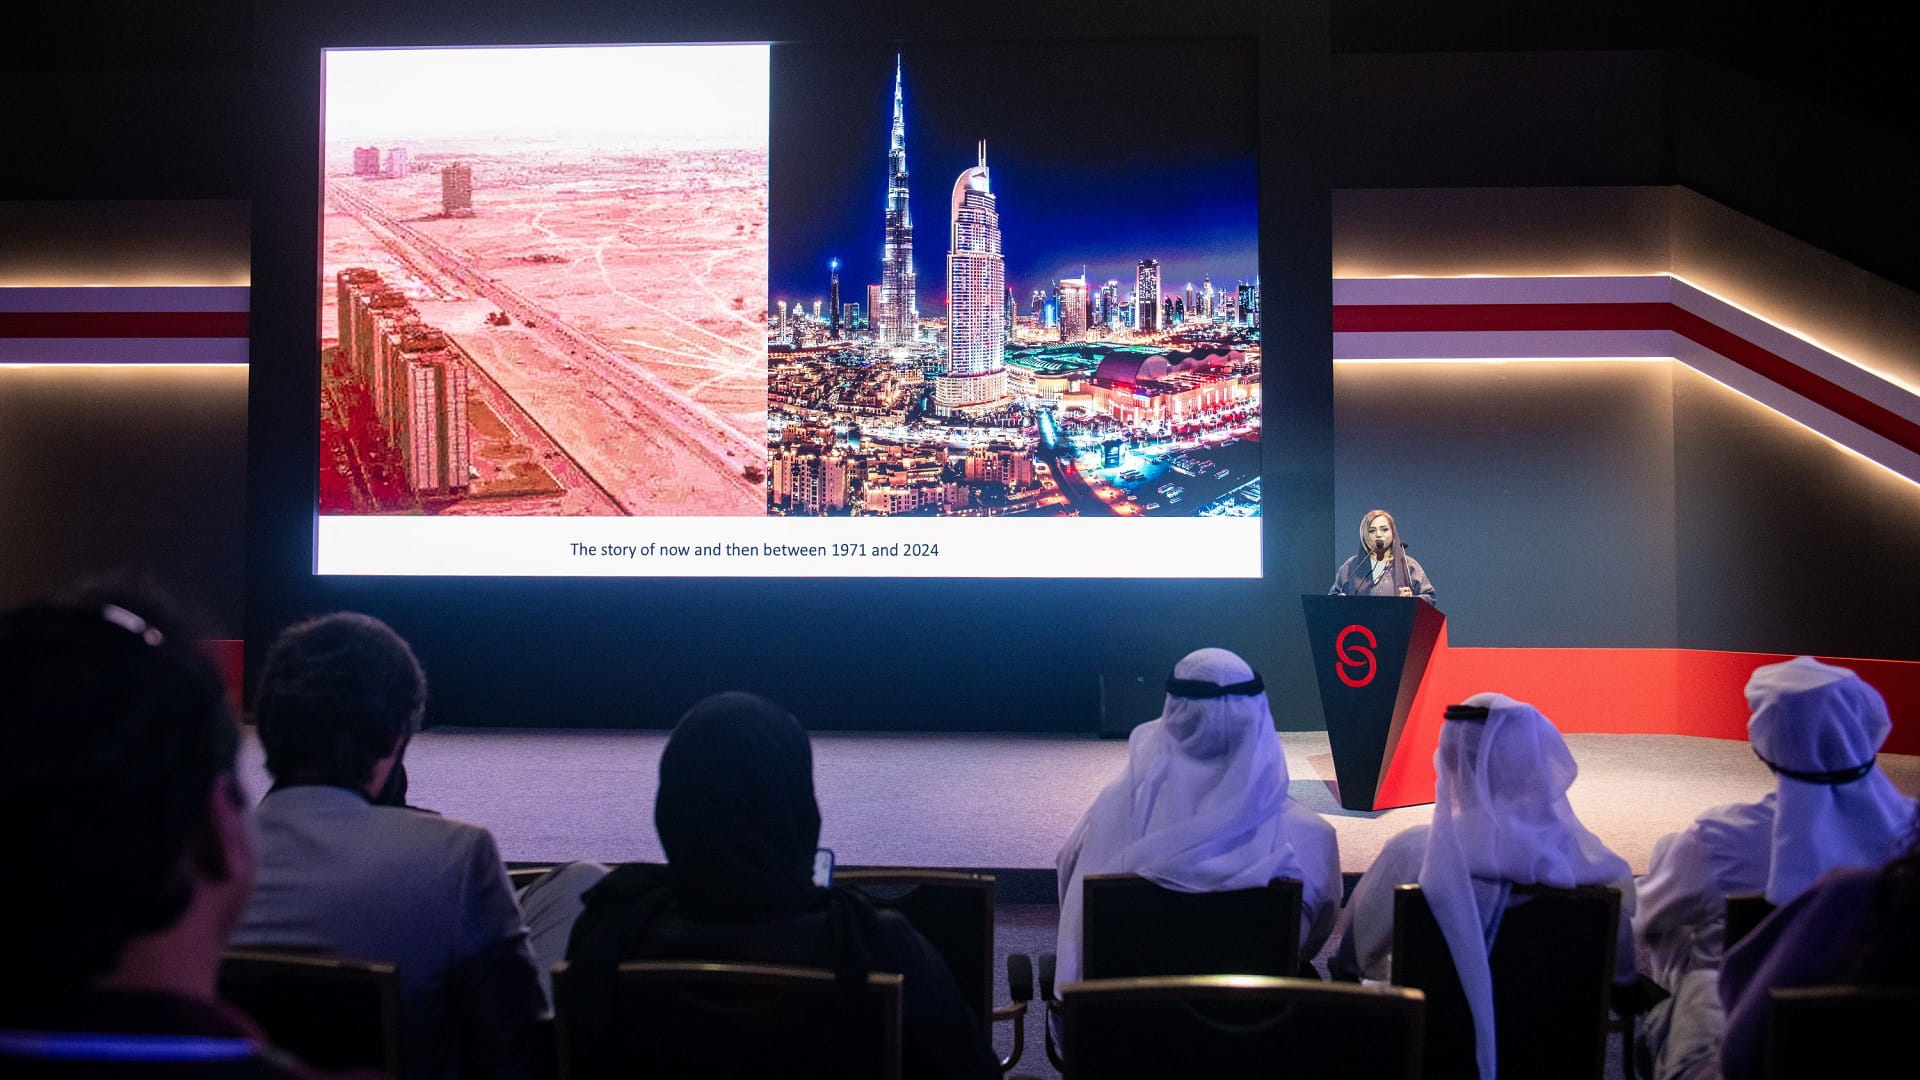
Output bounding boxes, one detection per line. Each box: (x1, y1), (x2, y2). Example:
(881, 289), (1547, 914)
(238, 728), (1920, 876)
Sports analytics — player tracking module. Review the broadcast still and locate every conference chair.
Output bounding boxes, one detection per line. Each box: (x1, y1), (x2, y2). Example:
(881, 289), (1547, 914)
(506, 863), (558, 891)
(837, 868), (1032, 1072)
(1057, 974), (1424, 1080)
(1391, 882), (1620, 1080)
(1040, 873), (1305, 1072)
(1083, 873), (1304, 979)
(1766, 985), (1920, 1079)
(1724, 892), (1777, 951)
(217, 948), (402, 1076)
(551, 959), (902, 1080)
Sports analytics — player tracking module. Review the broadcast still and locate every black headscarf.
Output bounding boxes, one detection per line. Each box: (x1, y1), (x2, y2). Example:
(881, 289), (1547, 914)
(655, 691), (822, 922)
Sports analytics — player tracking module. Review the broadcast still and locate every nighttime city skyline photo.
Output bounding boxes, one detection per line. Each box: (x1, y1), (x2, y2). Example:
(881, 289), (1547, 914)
(767, 37), (1265, 523)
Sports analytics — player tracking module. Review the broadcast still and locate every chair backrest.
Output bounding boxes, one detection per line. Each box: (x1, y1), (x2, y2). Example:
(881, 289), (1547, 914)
(837, 868), (995, 1027)
(1724, 892), (1776, 951)
(1390, 883), (1618, 1080)
(1059, 974), (1424, 1080)
(217, 948), (401, 1076)
(1766, 985), (1920, 1080)
(551, 959), (902, 1080)
(506, 863), (557, 891)
(1082, 873), (1302, 980)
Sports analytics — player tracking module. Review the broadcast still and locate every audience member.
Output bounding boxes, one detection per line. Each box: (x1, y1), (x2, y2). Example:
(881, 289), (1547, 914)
(1632, 656), (1913, 1080)
(1053, 647), (1340, 984)
(232, 613), (546, 1080)
(0, 592), (344, 1077)
(1331, 692), (1636, 1080)
(563, 691), (997, 1080)
(1715, 808), (1920, 1080)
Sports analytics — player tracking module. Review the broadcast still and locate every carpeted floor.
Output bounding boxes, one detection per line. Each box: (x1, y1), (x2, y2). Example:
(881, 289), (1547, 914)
(237, 727), (1920, 875)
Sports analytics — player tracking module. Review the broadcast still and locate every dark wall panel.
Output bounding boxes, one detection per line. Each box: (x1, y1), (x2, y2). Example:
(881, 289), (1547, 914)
(1331, 51), (1670, 189)
(1670, 53), (1920, 296)
(0, 200), (249, 286)
(0, 367), (249, 635)
(1333, 362), (1679, 647)
(1672, 367), (1920, 658)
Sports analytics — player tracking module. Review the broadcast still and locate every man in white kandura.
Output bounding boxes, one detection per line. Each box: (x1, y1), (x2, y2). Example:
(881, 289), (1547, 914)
(1632, 656), (1915, 1080)
(1331, 692), (1637, 1080)
(1054, 647), (1341, 985)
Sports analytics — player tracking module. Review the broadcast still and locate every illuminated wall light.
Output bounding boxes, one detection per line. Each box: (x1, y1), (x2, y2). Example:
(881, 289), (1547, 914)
(1332, 351), (1920, 494)
(1669, 273), (1920, 400)
(0, 362), (249, 370)
(1351, 271), (1666, 281)
(0, 274), (252, 289)
(1334, 356), (1675, 365)
(1336, 270), (1920, 402)
(1676, 365), (1920, 494)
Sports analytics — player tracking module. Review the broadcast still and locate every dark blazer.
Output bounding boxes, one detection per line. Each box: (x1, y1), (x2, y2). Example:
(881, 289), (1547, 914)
(233, 785), (546, 1080)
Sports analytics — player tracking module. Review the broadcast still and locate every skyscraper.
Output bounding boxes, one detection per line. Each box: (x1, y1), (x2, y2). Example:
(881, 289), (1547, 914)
(1136, 259), (1161, 333)
(441, 162), (473, 217)
(1057, 275), (1088, 342)
(877, 56), (918, 347)
(829, 257), (842, 336)
(937, 141), (1009, 415)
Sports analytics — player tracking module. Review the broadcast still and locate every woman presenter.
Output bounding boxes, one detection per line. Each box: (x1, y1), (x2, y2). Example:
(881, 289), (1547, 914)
(1329, 509), (1436, 603)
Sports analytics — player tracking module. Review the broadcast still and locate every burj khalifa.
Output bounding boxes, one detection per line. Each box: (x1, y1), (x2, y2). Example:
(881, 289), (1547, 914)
(876, 55), (918, 348)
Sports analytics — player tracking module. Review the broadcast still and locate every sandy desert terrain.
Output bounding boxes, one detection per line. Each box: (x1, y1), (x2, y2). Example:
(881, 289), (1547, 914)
(319, 138), (768, 516)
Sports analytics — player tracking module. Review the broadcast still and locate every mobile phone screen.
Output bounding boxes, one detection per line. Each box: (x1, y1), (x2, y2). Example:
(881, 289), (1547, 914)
(812, 847), (835, 887)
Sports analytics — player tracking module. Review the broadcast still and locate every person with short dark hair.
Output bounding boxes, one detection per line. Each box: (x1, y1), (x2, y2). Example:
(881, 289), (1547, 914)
(251, 612), (426, 793)
(0, 592), (334, 1076)
(233, 613), (546, 1080)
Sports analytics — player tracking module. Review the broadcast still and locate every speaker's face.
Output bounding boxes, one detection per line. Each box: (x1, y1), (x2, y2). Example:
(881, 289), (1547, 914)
(1366, 515), (1395, 553)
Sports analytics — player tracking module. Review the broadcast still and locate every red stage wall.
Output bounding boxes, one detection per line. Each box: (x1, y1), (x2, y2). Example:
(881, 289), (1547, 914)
(1376, 640), (1920, 808)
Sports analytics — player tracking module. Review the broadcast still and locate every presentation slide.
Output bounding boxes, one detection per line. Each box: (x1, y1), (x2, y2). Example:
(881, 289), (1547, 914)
(315, 39), (1263, 577)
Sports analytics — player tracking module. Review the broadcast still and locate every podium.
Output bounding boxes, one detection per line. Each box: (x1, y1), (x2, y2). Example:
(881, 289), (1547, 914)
(1301, 596), (1450, 811)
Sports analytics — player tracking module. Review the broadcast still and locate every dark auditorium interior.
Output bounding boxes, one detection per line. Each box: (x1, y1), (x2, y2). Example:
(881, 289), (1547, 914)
(5, 1), (1919, 1077)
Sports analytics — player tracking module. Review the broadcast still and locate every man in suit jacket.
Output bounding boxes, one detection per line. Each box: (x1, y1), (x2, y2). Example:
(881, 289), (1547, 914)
(233, 613), (546, 1080)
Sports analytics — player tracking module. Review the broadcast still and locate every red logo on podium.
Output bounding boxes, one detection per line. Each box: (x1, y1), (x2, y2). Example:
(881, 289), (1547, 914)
(1335, 624), (1378, 687)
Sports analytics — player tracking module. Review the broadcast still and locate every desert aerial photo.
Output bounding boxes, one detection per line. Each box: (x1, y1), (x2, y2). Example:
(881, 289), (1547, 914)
(317, 43), (769, 517)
